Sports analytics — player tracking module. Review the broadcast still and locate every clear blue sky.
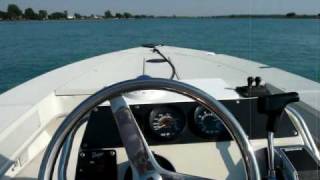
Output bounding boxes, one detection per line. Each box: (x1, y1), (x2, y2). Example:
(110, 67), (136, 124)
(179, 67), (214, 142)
(0, 0), (319, 16)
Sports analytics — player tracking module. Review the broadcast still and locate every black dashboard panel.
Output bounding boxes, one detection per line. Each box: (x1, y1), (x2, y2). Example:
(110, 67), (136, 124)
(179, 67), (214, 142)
(80, 99), (298, 149)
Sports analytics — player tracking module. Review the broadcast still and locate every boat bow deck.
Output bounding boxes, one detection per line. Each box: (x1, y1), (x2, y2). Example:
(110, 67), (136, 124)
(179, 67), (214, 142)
(0, 46), (319, 177)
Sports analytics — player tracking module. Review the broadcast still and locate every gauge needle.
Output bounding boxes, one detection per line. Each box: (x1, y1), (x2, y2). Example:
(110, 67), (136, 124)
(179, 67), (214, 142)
(158, 117), (173, 128)
(157, 124), (167, 129)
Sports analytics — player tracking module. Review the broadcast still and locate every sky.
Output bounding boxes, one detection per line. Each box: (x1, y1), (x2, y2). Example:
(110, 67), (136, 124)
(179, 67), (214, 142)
(0, 0), (320, 16)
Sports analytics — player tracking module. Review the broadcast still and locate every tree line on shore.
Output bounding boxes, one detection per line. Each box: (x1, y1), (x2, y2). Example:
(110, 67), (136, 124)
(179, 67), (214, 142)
(1, 4), (320, 21)
(0, 4), (154, 20)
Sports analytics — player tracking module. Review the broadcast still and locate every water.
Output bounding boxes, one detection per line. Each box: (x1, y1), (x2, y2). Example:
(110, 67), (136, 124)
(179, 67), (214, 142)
(0, 18), (319, 93)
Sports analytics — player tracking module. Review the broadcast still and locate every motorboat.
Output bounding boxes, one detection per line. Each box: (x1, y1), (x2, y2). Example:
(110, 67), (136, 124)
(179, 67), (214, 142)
(0, 45), (319, 179)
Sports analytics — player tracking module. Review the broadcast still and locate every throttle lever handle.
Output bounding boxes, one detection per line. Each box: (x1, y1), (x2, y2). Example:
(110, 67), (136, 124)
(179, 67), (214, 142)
(258, 92), (299, 132)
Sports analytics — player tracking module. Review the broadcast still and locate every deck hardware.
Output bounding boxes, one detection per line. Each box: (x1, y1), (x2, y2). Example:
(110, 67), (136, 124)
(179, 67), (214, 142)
(255, 77), (261, 87)
(248, 77), (254, 87)
(144, 45), (180, 80)
(236, 76), (270, 97)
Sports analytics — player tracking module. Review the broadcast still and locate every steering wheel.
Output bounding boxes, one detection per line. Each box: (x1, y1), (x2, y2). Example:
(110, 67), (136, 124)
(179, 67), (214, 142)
(38, 78), (261, 180)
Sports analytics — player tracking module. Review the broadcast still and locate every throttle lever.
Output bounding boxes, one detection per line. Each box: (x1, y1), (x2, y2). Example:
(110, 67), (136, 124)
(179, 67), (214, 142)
(258, 92), (299, 180)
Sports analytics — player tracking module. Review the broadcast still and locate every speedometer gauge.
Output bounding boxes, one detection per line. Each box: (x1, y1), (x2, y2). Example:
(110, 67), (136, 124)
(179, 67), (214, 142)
(193, 106), (226, 138)
(149, 107), (185, 140)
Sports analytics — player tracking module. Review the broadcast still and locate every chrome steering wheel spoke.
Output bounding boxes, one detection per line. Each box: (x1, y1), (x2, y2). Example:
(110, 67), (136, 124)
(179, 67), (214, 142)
(110, 96), (212, 180)
(110, 96), (160, 177)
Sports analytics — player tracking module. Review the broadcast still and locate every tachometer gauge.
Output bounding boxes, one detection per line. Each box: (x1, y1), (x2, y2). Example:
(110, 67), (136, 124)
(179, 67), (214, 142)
(193, 106), (226, 138)
(149, 107), (185, 140)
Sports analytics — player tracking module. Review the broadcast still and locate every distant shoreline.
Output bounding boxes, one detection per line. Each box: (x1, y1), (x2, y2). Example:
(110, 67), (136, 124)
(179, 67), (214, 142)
(1, 15), (320, 21)
(1, 4), (319, 21)
(212, 14), (320, 19)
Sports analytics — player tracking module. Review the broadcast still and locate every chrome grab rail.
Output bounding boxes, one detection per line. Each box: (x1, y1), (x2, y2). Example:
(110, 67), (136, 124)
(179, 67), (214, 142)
(285, 106), (320, 159)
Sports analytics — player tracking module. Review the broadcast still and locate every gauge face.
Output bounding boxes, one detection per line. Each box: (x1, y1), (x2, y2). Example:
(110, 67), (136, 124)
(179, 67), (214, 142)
(193, 106), (226, 138)
(149, 107), (185, 140)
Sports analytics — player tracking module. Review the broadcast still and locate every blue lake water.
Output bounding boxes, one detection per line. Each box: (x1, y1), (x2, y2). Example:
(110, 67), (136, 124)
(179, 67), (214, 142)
(0, 18), (319, 93)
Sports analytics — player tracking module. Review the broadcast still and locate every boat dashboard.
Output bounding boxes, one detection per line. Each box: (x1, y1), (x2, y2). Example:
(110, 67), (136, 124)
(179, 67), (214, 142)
(73, 78), (304, 179)
(80, 99), (298, 149)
